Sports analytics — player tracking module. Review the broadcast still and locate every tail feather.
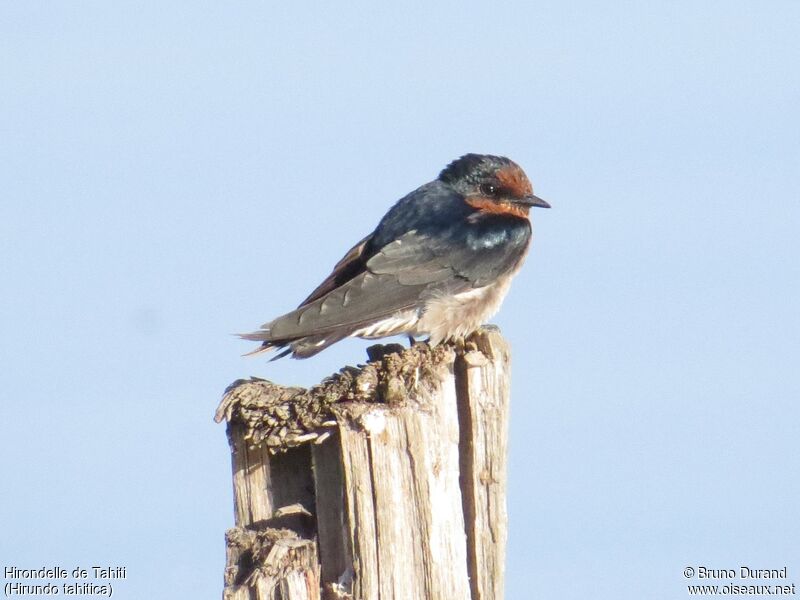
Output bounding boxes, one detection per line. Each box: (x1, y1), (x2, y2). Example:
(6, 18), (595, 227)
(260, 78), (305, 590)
(269, 347), (293, 361)
(239, 329), (350, 360)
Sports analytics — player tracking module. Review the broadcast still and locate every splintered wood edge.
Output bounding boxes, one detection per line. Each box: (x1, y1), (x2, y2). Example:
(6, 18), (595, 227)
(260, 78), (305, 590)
(455, 326), (511, 600)
(214, 327), (506, 453)
(223, 527), (320, 596)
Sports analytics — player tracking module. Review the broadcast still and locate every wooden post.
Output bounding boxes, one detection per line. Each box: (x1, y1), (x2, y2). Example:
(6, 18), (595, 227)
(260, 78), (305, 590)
(215, 327), (511, 600)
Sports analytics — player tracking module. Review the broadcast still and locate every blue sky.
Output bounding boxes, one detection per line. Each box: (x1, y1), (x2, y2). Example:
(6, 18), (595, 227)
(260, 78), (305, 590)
(2, 2), (798, 598)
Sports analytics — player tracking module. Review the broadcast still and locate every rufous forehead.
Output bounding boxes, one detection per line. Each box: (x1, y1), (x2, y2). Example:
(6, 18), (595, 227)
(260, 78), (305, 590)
(495, 165), (533, 197)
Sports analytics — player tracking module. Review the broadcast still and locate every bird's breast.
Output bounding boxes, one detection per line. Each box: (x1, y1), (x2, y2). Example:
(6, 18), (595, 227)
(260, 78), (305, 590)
(415, 262), (523, 346)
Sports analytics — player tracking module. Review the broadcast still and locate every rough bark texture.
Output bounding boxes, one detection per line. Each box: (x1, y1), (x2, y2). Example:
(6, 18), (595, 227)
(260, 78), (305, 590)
(216, 327), (511, 600)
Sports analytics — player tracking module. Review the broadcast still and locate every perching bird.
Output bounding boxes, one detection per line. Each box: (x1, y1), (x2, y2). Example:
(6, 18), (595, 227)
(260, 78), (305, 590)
(242, 153), (550, 359)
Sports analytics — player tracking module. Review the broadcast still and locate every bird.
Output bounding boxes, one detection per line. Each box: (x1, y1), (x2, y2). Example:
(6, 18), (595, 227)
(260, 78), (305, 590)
(241, 153), (550, 359)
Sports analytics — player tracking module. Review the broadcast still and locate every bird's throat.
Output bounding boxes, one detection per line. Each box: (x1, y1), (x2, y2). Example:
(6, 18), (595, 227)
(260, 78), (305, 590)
(465, 196), (531, 219)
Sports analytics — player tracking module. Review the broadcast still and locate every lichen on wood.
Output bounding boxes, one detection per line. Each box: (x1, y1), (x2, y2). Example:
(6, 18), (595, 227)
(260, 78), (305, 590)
(215, 340), (455, 452)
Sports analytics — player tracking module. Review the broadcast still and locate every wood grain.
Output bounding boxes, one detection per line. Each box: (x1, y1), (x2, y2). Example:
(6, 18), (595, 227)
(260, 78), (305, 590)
(218, 328), (512, 600)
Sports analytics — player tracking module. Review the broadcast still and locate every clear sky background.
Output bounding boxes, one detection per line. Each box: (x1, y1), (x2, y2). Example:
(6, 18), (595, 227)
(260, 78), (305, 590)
(2, 2), (798, 599)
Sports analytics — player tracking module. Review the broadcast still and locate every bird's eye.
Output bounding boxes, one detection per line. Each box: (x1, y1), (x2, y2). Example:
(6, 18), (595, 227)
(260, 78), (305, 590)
(480, 183), (498, 196)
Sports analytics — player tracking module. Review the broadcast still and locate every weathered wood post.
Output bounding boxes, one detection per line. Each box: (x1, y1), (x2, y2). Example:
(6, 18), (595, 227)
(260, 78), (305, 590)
(215, 327), (511, 600)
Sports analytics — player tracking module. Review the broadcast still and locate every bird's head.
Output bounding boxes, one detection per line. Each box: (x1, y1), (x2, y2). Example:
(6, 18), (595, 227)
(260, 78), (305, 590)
(439, 154), (550, 217)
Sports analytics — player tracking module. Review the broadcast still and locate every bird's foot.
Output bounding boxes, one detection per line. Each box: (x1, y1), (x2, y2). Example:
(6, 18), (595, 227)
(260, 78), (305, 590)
(449, 335), (468, 355)
(366, 343), (406, 362)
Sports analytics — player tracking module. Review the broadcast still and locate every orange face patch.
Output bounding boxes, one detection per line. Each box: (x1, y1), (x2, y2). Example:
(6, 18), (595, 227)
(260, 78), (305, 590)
(495, 165), (533, 198)
(465, 196), (530, 219)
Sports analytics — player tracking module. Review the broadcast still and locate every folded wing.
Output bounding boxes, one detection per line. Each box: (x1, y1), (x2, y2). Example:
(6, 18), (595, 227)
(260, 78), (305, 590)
(242, 214), (530, 358)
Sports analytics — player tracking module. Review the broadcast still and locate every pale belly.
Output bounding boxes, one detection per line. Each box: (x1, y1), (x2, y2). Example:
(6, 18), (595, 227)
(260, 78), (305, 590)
(351, 271), (516, 345)
(414, 273), (515, 345)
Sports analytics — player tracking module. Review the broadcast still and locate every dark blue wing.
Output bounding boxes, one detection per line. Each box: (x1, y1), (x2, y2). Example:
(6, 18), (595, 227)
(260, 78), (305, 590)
(244, 180), (530, 346)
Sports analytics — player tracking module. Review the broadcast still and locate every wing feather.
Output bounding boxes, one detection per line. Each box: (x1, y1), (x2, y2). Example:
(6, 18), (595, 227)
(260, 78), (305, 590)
(259, 220), (529, 341)
(299, 233), (373, 306)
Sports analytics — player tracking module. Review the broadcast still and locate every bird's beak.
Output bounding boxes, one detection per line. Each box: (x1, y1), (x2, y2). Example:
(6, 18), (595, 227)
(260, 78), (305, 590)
(518, 194), (551, 209)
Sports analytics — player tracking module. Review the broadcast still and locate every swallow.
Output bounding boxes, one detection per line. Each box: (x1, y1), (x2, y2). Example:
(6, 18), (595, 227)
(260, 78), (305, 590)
(242, 153), (550, 359)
